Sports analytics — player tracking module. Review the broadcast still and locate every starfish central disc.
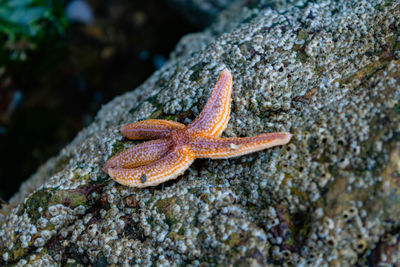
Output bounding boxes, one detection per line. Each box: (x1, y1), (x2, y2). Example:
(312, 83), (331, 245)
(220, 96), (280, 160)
(104, 68), (292, 187)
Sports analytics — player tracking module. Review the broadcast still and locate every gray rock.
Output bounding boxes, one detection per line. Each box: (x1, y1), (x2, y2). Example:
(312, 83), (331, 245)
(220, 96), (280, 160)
(1, 0), (400, 265)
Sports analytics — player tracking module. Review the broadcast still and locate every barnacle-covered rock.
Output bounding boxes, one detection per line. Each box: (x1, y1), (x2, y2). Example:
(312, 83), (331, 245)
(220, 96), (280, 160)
(1, 0), (400, 265)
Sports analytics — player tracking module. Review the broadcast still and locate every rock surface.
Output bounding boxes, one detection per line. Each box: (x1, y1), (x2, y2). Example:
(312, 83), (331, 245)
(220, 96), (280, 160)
(1, 0), (400, 266)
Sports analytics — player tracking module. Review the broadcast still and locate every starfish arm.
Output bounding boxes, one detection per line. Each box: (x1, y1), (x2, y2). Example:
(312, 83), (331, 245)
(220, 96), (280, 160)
(103, 139), (171, 171)
(191, 132), (292, 159)
(188, 68), (232, 136)
(107, 146), (195, 187)
(120, 119), (185, 140)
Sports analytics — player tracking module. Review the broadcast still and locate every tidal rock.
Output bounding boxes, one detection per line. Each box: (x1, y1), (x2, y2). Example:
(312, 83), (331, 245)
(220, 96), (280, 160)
(1, 0), (400, 265)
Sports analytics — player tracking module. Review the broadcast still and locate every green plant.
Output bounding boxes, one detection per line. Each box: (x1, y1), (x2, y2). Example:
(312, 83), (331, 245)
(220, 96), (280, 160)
(0, 0), (67, 61)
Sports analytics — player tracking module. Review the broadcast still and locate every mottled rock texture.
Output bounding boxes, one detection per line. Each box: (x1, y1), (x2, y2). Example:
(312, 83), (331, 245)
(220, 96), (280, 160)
(1, 0), (400, 266)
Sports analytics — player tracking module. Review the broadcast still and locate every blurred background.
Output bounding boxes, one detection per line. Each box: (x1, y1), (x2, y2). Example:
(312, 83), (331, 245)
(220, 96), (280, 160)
(0, 0), (216, 201)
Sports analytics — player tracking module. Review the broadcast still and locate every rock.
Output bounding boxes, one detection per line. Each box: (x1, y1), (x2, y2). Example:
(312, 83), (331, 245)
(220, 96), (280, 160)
(1, 0), (400, 265)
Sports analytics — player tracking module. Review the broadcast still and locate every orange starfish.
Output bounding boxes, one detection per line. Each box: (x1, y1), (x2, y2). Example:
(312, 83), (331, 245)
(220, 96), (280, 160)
(104, 69), (292, 187)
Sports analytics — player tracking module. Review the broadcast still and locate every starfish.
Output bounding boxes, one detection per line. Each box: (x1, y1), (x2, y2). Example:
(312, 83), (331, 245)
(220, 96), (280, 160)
(103, 69), (292, 187)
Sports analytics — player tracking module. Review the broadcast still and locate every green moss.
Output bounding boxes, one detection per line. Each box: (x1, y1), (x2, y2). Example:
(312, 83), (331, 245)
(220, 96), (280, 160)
(373, 1), (394, 12)
(9, 244), (26, 263)
(111, 141), (125, 156)
(0, 237), (33, 264)
(375, 4), (383, 11)
(161, 114), (179, 121)
(177, 226), (185, 236)
(25, 188), (52, 221)
(293, 44), (308, 63)
(223, 232), (242, 247)
(147, 215), (154, 225)
(296, 29), (309, 42)
(49, 188), (87, 208)
(72, 173), (90, 183)
(393, 102), (400, 115)
(156, 196), (178, 226)
(23, 184), (95, 226)
(149, 109), (163, 119)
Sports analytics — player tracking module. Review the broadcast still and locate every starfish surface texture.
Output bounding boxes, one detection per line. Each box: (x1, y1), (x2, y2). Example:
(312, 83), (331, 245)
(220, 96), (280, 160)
(104, 69), (292, 187)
